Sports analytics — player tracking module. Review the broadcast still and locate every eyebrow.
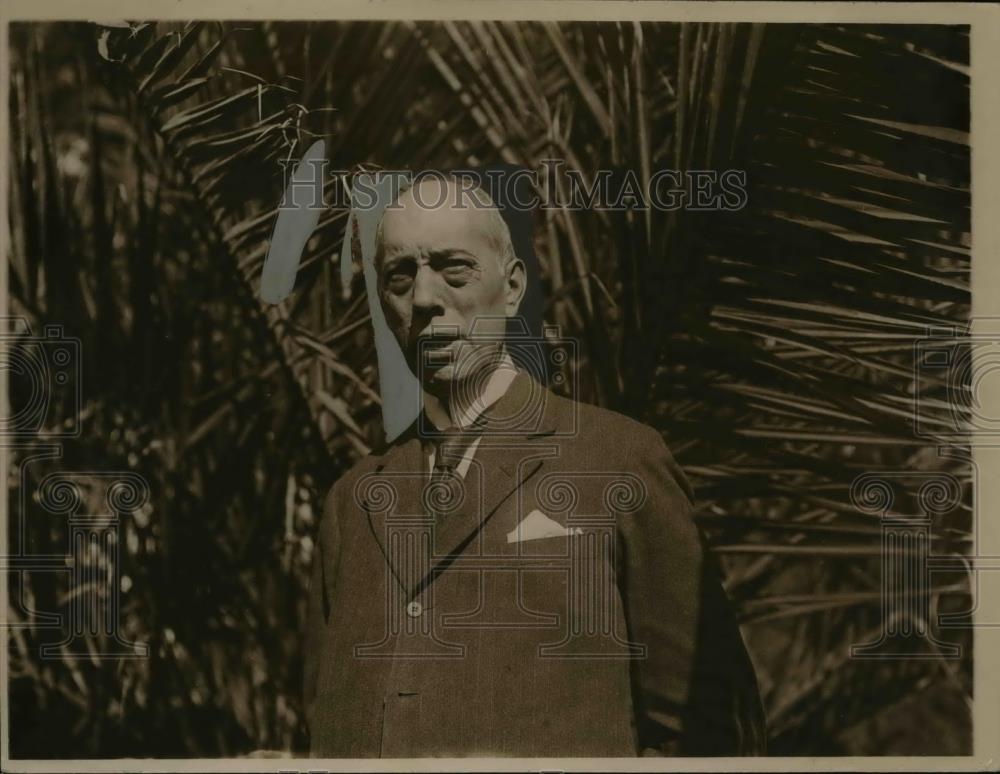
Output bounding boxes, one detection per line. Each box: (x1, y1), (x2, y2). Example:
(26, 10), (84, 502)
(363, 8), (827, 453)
(380, 248), (479, 271)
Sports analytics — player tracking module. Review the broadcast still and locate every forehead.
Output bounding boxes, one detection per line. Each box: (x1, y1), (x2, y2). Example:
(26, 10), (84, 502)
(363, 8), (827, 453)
(378, 179), (498, 259)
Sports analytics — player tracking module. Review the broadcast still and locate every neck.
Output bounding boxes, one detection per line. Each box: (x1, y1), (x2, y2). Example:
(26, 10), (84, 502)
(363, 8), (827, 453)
(423, 351), (518, 429)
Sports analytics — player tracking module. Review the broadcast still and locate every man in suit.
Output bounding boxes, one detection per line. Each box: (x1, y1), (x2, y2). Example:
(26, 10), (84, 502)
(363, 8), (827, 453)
(303, 175), (765, 757)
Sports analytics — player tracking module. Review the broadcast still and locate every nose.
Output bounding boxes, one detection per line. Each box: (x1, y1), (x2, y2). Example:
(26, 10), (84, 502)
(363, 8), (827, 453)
(412, 264), (444, 320)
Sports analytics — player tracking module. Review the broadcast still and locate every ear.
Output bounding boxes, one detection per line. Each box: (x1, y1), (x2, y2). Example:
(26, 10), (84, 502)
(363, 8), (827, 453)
(505, 257), (527, 316)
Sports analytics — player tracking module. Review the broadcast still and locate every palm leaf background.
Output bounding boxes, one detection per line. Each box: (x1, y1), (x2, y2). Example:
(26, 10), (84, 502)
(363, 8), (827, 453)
(7, 20), (971, 755)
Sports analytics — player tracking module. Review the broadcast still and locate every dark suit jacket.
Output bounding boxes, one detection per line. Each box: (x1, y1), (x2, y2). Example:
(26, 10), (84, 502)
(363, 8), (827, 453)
(303, 371), (765, 757)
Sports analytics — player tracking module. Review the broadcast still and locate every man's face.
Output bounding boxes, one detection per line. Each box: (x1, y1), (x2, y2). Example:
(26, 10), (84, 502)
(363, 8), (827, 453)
(376, 179), (524, 399)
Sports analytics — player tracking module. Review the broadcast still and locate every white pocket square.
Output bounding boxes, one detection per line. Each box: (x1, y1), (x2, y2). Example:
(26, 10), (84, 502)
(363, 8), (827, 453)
(507, 509), (583, 544)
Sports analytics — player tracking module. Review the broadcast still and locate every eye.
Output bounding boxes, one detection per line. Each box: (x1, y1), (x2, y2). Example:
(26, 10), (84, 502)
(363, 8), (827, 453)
(441, 259), (477, 286)
(383, 263), (415, 293)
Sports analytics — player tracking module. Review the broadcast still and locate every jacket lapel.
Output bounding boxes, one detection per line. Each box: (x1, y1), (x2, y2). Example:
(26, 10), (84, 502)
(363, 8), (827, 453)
(426, 441), (552, 567)
(363, 433), (428, 599)
(365, 371), (564, 600)
(419, 371), (561, 586)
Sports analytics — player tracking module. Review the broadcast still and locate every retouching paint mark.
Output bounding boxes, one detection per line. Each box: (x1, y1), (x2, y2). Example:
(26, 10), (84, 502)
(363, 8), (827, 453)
(259, 139), (327, 304)
(351, 173), (422, 442)
(259, 161), (421, 440)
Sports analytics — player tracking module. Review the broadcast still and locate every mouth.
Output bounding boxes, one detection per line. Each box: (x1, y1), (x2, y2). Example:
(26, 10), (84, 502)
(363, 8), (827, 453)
(417, 334), (459, 369)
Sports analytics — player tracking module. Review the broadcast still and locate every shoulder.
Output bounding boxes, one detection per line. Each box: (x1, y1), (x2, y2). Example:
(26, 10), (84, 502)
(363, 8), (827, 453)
(316, 436), (409, 540)
(548, 389), (673, 456)
(546, 389), (693, 502)
(322, 434), (406, 508)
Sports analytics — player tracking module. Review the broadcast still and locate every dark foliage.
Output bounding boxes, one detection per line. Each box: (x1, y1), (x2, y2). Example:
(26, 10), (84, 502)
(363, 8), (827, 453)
(7, 21), (971, 756)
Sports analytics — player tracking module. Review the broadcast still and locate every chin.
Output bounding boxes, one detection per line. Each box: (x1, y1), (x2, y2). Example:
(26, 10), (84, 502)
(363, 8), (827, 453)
(423, 366), (456, 393)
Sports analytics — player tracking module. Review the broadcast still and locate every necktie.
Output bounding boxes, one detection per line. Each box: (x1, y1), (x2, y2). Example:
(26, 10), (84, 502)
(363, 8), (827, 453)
(426, 426), (479, 517)
(430, 426), (479, 474)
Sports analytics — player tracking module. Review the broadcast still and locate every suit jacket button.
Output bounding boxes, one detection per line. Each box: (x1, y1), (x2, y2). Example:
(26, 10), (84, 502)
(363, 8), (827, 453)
(405, 601), (423, 618)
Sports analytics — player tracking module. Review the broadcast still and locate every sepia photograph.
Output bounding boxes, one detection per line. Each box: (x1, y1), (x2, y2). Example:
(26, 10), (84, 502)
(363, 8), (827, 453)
(2, 2), (998, 770)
